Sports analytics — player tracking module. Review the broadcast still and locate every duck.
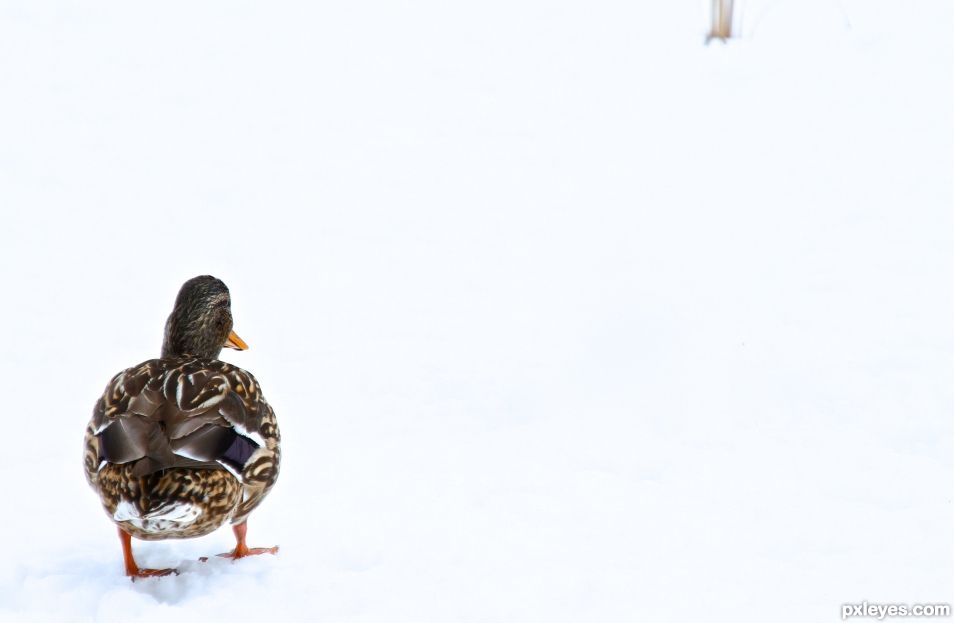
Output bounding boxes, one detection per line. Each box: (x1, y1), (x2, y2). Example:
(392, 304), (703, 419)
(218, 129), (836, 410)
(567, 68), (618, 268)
(83, 275), (281, 578)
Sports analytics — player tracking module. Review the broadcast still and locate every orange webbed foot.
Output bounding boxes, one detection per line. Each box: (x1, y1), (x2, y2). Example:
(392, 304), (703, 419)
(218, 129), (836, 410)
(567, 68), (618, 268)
(198, 522), (278, 562)
(129, 567), (179, 580)
(211, 521), (278, 561)
(199, 545), (279, 562)
(118, 527), (179, 580)
(217, 545), (279, 559)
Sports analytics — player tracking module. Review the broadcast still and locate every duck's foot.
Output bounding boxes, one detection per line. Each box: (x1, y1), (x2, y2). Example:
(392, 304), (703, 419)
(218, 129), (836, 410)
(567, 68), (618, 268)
(118, 526), (179, 579)
(199, 547), (278, 562)
(130, 567), (179, 579)
(217, 545), (280, 559)
(201, 521), (279, 561)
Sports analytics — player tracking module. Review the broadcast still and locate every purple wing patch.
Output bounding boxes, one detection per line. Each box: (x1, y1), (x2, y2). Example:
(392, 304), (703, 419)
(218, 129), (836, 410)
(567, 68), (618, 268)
(220, 433), (259, 472)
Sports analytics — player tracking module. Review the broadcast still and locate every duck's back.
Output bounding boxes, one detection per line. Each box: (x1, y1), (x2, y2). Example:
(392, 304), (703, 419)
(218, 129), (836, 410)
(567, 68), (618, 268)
(84, 356), (281, 536)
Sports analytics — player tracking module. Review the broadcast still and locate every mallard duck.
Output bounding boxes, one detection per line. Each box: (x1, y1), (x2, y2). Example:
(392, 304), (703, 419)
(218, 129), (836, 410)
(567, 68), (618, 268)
(83, 275), (281, 578)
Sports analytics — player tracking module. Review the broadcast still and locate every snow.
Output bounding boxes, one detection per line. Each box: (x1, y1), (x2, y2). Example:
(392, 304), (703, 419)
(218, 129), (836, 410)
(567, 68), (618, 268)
(2, 1), (954, 621)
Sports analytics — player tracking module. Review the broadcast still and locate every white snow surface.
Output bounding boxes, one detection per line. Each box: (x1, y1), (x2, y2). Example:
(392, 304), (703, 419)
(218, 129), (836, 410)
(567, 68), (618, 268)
(2, 1), (954, 621)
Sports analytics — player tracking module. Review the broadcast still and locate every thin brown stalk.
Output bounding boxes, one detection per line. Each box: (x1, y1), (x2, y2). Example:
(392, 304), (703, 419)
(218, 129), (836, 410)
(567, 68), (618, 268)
(707, 0), (734, 43)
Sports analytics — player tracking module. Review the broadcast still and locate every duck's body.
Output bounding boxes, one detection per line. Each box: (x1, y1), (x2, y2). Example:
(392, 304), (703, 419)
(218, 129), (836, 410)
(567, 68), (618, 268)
(85, 356), (280, 540)
(84, 277), (281, 577)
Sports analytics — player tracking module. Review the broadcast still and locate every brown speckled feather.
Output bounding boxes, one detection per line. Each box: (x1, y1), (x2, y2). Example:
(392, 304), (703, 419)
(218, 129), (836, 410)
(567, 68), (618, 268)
(84, 355), (280, 537)
(95, 464), (242, 540)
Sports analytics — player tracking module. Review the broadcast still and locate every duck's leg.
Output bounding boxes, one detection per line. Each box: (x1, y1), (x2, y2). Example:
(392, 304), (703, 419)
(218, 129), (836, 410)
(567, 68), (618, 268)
(217, 522), (279, 559)
(117, 527), (178, 579)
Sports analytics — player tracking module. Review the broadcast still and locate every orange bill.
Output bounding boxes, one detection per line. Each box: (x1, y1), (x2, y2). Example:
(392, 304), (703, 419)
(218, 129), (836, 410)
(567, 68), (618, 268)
(224, 330), (249, 350)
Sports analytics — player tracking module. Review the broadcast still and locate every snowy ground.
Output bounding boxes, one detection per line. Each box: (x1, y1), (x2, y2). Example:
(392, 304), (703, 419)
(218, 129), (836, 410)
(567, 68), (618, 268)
(1, 1), (953, 621)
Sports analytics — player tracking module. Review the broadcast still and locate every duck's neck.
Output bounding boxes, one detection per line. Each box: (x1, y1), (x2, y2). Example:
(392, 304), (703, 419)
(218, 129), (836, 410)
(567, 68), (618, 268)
(161, 313), (223, 360)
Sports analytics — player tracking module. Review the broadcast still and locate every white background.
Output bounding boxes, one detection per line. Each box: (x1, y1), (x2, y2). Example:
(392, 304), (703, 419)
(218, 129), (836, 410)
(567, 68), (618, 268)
(1, 1), (952, 621)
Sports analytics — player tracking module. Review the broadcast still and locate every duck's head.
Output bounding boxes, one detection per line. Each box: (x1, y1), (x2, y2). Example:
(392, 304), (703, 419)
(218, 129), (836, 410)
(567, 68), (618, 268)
(161, 275), (248, 359)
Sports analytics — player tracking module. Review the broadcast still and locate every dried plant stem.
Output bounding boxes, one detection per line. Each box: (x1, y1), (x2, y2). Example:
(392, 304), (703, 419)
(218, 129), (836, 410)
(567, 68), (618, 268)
(707, 0), (734, 42)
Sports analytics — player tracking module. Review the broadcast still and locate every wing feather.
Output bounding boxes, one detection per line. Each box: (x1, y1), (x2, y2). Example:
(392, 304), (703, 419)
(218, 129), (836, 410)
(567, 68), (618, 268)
(84, 357), (282, 497)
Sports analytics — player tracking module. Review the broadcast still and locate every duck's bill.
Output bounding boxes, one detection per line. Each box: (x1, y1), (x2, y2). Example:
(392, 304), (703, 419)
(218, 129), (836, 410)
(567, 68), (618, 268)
(224, 330), (249, 350)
